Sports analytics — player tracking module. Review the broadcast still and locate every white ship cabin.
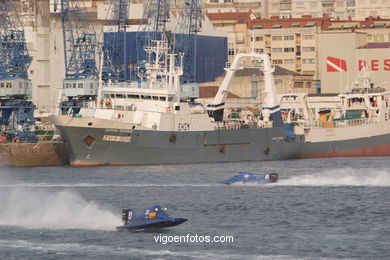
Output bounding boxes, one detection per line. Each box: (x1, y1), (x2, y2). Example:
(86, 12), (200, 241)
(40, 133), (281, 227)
(0, 78), (32, 99)
(339, 87), (390, 125)
(95, 84), (214, 131)
(62, 78), (98, 97)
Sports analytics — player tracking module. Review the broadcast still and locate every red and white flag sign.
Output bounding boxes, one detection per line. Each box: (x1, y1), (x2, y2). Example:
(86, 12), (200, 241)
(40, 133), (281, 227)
(327, 56), (347, 72)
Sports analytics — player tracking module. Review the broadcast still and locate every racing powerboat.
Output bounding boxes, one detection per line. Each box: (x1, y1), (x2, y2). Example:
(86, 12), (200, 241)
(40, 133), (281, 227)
(116, 205), (187, 231)
(223, 172), (278, 184)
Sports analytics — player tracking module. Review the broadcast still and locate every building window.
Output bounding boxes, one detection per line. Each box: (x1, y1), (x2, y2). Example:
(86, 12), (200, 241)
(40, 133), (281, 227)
(294, 82), (304, 88)
(224, 0), (233, 2)
(210, 0), (218, 3)
(254, 48), (263, 53)
(272, 60), (283, 65)
(236, 33), (244, 43)
(302, 46), (315, 52)
(306, 82), (312, 88)
(303, 59), (315, 64)
(228, 48), (235, 56)
(284, 59), (295, 64)
(272, 48), (283, 52)
(284, 47), (295, 52)
(272, 36), (282, 41)
(368, 35), (385, 42)
(284, 35), (294, 41)
(302, 34), (314, 40)
(256, 36), (263, 41)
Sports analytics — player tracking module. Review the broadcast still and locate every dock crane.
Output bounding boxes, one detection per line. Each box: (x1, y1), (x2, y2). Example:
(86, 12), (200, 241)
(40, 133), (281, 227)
(136, 0), (170, 71)
(54, 0), (99, 116)
(102, 0), (130, 82)
(174, 0), (202, 84)
(0, 0), (36, 143)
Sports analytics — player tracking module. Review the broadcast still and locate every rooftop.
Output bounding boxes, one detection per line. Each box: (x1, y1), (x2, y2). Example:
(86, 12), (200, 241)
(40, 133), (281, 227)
(358, 42), (390, 49)
(206, 10), (255, 24)
(205, 12), (390, 31)
(222, 66), (297, 77)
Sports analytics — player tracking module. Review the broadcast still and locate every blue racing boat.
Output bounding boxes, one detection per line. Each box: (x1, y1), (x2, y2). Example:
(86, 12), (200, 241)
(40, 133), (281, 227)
(116, 205), (187, 231)
(223, 172), (278, 184)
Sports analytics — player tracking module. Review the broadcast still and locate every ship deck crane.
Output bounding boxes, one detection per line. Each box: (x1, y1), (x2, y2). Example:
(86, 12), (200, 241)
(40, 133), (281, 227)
(207, 51), (283, 126)
(54, 0), (99, 116)
(0, 0), (36, 143)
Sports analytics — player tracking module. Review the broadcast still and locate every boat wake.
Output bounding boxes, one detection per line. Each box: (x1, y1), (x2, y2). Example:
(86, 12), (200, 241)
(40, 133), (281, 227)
(277, 168), (390, 187)
(0, 239), (302, 260)
(0, 188), (120, 230)
(0, 183), (218, 188)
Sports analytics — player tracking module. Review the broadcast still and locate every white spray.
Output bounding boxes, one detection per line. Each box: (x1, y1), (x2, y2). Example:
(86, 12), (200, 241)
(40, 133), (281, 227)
(0, 188), (121, 230)
(277, 168), (390, 186)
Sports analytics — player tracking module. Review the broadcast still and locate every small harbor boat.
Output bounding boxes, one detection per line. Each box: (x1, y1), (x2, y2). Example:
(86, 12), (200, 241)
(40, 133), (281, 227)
(116, 205), (187, 231)
(223, 172), (279, 185)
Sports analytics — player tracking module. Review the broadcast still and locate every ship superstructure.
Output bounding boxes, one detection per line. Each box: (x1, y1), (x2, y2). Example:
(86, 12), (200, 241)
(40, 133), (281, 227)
(280, 68), (390, 158)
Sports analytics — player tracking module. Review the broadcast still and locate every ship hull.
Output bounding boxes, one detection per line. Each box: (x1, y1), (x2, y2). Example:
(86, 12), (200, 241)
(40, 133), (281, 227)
(53, 116), (304, 166)
(300, 133), (390, 158)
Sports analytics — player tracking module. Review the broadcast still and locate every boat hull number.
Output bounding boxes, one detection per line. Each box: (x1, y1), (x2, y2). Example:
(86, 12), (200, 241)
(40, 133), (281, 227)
(178, 123), (190, 131)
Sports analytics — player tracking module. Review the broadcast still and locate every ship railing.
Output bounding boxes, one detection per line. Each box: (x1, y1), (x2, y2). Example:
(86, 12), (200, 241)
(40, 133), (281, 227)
(222, 120), (245, 129)
(217, 120), (272, 129)
(339, 118), (370, 127)
(304, 118), (371, 128)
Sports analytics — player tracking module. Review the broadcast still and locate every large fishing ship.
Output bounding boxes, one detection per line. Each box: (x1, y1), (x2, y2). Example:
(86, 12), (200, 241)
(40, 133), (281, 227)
(53, 39), (390, 166)
(52, 39), (304, 166)
(280, 69), (390, 158)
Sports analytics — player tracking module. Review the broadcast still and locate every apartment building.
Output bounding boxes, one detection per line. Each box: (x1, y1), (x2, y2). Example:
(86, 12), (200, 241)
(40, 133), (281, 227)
(204, 1), (390, 20)
(206, 10), (256, 63)
(207, 11), (390, 93)
(203, 0), (261, 16)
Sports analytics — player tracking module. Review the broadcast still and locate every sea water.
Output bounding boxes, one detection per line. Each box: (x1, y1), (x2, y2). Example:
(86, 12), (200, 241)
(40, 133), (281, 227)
(0, 157), (389, 259)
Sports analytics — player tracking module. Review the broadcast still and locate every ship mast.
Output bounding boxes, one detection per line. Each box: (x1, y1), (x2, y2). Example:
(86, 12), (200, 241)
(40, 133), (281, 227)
(144, 38), (183, 101)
